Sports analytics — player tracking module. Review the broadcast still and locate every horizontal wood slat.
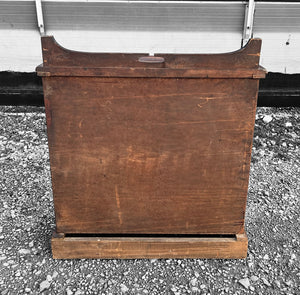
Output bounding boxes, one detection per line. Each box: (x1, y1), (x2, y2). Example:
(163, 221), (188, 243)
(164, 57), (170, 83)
(37, 66), (266, 78)
(51, 233), (248, 259)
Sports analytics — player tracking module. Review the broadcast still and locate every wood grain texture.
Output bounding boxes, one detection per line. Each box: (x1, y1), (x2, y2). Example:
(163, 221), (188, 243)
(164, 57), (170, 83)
(43, 77), (258, 234)
(51, 233), (248, 259)
(37, 66), (266, 79)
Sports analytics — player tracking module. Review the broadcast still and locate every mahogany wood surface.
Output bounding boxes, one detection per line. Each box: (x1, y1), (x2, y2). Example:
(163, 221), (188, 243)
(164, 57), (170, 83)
(43, 77), (258, 234)
(37, 36), (265, 258)
(51, 233), (248, 259)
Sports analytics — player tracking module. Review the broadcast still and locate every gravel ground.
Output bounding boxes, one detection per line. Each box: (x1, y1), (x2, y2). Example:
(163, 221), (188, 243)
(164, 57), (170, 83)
(0, 105), (299, 295)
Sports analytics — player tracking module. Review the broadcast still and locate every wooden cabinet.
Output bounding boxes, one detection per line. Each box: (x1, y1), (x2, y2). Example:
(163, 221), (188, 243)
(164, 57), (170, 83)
(37, 36), (266, 259)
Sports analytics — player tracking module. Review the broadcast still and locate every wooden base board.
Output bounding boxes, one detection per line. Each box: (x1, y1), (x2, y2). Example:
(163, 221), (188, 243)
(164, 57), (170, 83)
(51, 233), (248, 259)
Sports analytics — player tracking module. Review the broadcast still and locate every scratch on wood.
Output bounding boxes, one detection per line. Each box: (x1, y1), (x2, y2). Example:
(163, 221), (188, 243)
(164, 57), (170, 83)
(98, 93), (225, 100)
(155, 119), (237, 126)
(115, 185), (123, 225)
(198, 97), (218, 100)
(78, 119), (84, 138)
(44, 98), (52, 127)
(185, 221), (189, 229)
(197, 99), (210, 108)
(45, 85), (53, 96)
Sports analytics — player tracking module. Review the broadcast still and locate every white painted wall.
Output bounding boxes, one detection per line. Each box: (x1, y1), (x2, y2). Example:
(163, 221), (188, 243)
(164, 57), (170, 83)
(254, 32), (300, 74)
(0, 30), (41, 72)
(49, 31), (242, 55)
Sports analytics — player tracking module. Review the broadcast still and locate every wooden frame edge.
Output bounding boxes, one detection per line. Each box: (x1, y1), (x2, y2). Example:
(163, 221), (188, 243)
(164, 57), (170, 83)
(51, 232), (248, 259)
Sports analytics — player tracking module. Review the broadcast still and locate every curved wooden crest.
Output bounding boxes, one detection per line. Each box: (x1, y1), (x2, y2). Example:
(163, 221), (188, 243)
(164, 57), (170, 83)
(37, 36), (266, 78)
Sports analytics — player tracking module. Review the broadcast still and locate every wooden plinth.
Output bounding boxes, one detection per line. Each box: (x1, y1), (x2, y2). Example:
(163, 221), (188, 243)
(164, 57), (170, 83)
(51, 233), (248, 259)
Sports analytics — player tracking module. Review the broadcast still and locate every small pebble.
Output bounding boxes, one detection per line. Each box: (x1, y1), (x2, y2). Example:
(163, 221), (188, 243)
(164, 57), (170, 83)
(263, 191), (269, 197)
(263, 115), (273, 123)
(262, 278), (271, 287)
(285, 280), (293, 286)
(190, 278), (197, 287)
(10, 210), (16, 218)
(39, 280), (50, 292)
(35, 270), (41, 276)
(170, 286), (177, 292)
(120, 283), (129, 293)
(238, 278), (250, 289)
(274, 280), (281, 288)
(18, 249), (30, 255)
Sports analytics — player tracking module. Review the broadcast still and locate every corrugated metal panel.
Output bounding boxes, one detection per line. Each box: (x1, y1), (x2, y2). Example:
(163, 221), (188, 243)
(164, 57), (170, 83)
(0, 1), (37, 29)
(0, 1), (244, 31)
(1, 1), (300, 33)
(254, 3), (300, 32)
(44, 2), (244, 31)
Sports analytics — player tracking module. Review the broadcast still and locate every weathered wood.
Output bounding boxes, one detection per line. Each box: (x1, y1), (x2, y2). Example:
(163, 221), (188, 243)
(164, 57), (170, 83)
(51, 233), (248, 259)
(37, 66), (265, 78)
(39, 36), (263, 70)
(43, 77), (257, 234)
(37, 36), (265, 258)
(37, 36), (266, 78)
